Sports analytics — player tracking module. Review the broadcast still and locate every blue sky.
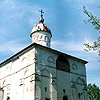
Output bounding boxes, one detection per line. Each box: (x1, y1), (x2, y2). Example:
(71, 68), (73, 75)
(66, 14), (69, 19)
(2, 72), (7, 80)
(0, 0), (100, 86)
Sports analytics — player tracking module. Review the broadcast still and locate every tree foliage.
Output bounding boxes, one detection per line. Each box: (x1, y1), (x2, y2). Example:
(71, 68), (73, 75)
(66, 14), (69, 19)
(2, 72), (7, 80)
(87, 83), (100, 100)
(83, 6), (100, 57)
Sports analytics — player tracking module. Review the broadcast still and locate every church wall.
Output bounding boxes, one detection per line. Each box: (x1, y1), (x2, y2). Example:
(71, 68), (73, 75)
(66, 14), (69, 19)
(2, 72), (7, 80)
(68, 59), (88, 100)
(0, 48), (36, 100)
(57, 70), (71, 100)
(69, 59), (86, 76)
(35, 47), (57, 68)
(34, 63), (57, 100)
(56, 58), (88, 100)
(35, 47), (88, 100)
(70, 73), (87, 100)
(34, 47), (57, 100)
(0, 62), (12, 81)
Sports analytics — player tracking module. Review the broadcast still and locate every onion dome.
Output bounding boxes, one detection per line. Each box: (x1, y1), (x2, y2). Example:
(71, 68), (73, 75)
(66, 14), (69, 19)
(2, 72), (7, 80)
(30, 10), (51, 37)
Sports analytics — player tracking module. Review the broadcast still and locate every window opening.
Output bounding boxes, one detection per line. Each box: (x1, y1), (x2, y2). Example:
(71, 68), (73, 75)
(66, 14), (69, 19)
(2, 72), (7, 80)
(56, 55), (70, 72)
(45, 87), (47, 92)
(7, 96), (10, 100)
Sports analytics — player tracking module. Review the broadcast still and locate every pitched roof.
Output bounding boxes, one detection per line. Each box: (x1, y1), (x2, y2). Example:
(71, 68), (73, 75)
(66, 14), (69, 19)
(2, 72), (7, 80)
(0, 43), (88, 67)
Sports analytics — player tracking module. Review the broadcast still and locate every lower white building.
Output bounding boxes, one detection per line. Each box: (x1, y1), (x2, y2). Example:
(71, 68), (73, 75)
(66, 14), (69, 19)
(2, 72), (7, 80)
(0, 11), (88, 100)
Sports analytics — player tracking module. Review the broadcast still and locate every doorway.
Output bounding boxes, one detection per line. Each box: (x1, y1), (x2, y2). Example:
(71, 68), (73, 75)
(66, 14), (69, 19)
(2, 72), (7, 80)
(63, 95), (68, 100)
(45, 98), (50, 100)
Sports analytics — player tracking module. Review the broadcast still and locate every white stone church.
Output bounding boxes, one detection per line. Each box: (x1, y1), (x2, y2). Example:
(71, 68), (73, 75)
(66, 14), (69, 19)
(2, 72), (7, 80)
(0, 11), (88, 100)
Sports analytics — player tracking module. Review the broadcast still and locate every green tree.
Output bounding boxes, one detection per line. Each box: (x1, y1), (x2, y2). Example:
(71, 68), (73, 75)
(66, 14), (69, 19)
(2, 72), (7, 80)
(83, 6), (100, 58)
(87, 83), (100, 100)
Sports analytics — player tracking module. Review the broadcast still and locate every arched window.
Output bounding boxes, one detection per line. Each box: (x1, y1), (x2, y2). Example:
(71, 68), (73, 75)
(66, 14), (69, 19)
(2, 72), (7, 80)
(56, 55), (70, 72)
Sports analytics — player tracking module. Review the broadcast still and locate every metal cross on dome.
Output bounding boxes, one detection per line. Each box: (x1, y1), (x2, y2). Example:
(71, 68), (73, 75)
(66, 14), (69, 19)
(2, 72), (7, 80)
(39, 9), (44, 23)
(39, 9), (44, 16)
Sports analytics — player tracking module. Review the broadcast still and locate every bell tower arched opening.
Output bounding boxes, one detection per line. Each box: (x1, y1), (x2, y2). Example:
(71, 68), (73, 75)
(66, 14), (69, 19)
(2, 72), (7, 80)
(56, 55), (70, 72)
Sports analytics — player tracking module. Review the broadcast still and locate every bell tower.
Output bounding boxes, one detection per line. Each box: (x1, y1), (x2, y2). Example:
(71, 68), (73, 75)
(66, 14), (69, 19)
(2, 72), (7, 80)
(30, 10), (52, 48)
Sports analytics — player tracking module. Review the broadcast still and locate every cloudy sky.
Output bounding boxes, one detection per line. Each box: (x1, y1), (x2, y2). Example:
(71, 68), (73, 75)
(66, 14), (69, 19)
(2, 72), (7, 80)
(0, 0), (100, 86)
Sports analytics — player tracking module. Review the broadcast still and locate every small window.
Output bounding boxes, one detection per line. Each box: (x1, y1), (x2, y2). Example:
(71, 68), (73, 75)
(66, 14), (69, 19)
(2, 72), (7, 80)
(7, 96), (10, 100)
(45, 87), (47, 92)
(45, 36), (47, 41)
(40, 35), (43, 39)
(63, 89), (66, 94)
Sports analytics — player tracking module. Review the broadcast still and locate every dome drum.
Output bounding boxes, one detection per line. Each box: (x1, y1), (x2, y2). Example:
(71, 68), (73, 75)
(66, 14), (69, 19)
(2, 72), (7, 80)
(31, 31), (52, 47)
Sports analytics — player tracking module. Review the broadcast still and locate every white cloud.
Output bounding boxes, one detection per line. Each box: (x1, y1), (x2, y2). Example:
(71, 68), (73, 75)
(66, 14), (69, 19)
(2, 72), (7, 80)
(87, 75), (100, 86)
(2, 0), (14, 6)
(0, 0), (46, 27)
(64, 0), (98, 5)
(1, 0), (17, 11)
(84, 0), (99, 5)
(0, 41), (27, 54)
(84, 38), (95, 44)
(51, 40), (84, 52)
